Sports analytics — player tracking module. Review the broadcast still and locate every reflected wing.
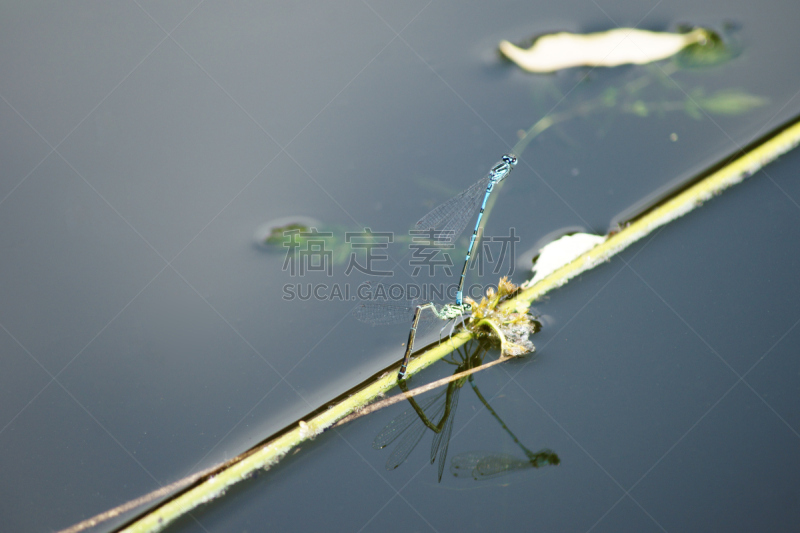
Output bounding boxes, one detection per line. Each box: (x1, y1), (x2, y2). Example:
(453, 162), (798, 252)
(430, 384), (461, 482)
(450, 452), (531, 480)
(373, 389), (449, 471)
(372, 389), (445, 449)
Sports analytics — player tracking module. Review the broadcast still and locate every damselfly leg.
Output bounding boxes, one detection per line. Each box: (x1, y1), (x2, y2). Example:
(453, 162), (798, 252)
(398, 302), (472, 379)
(353, 296), (472, 379)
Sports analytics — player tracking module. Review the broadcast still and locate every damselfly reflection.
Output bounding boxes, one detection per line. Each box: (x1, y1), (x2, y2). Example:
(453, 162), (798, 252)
(372, 343), (478, 481)
(450, 378), (559, 481)
(372, 341), (558, 481)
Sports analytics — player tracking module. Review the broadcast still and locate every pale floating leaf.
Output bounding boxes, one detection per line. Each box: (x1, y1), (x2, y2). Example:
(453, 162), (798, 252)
(531, 233), (606, 285)
(500, 28), (710, 73)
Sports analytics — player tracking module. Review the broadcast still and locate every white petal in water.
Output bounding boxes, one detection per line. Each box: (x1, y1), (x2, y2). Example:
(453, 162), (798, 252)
(500, 28), (709, 73)
(531, 233), (606, 285)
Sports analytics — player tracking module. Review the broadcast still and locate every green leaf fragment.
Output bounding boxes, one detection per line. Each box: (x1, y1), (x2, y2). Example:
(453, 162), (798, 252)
(696, 90), (768, 115)
(630, 100), (649, 117)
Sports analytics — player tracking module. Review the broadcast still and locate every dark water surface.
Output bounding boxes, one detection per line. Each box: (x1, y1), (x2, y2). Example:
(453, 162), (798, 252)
(0, 0), (798, 531)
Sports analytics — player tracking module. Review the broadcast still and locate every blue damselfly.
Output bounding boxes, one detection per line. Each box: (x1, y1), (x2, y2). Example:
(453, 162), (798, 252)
(355, 154), (518, 379)
(415, 154), (517, 306)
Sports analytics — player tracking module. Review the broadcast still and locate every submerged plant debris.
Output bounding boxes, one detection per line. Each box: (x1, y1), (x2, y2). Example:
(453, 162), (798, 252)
(253, 216), (320, 246)
(255, 217), (367, 265)
(684, 88), (768, 119)
(510, 57), (767, 157)
(499, 27), (713, 73)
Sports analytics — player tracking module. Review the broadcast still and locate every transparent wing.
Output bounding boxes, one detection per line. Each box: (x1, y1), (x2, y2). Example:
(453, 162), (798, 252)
(352, 291), (457, 336)
(372, 389), (446, 449)
(384, 394), (448, 471)
(450, 451), (481, 478)
(352, 301), (416, 326)
(414, 175), (490, 242)
(450, 452), (532, 480)
(450, 449), (560, 480)
(383, 420), (427, 471)
(474, 452), (533, 479)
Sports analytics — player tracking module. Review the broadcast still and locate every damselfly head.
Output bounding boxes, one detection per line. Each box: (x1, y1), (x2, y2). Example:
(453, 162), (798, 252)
(490, 154), (517, 182)
(502, 154), (518, 166)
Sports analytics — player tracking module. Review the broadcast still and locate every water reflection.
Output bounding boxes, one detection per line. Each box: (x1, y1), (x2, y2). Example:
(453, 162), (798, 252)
(450, 378), (559, 481)
(372, 341), (559, 482)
